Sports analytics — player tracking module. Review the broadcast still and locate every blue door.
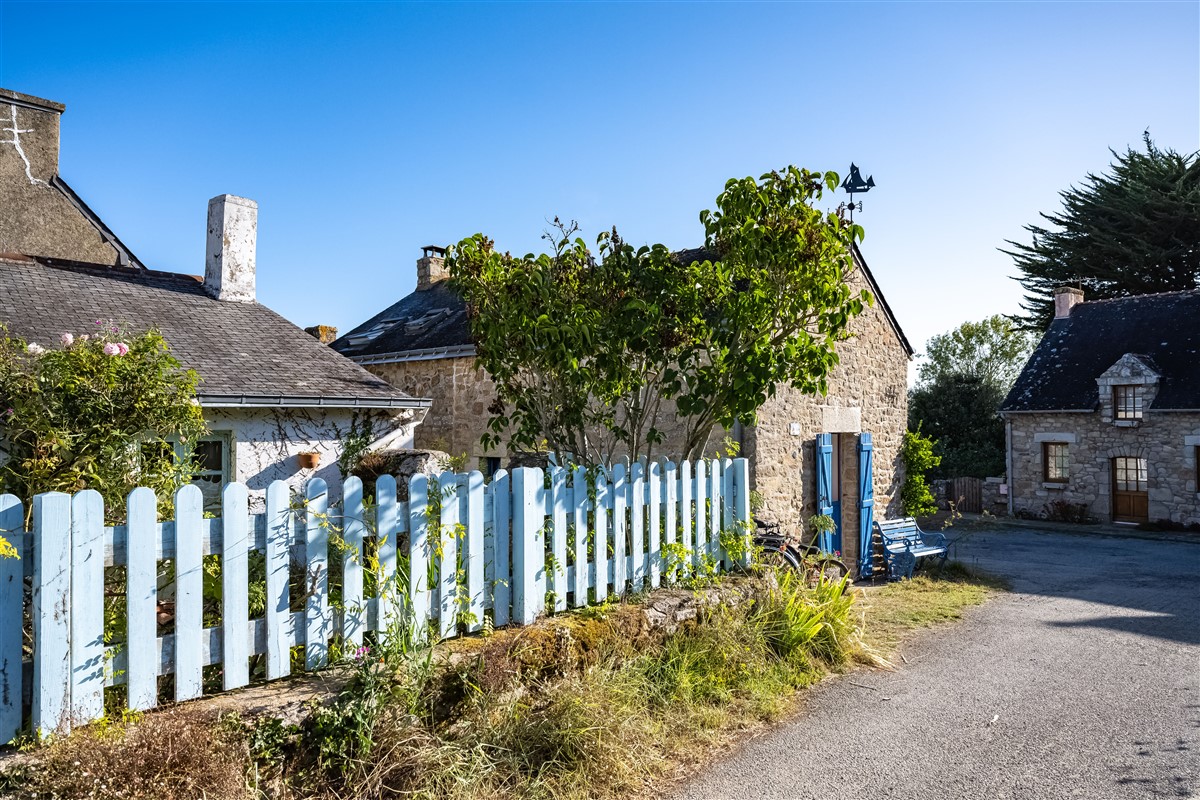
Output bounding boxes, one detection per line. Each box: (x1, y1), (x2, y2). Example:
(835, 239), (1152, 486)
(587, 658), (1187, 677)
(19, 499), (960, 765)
(814, 434), (839, 554)
(857, 433), (875, 577)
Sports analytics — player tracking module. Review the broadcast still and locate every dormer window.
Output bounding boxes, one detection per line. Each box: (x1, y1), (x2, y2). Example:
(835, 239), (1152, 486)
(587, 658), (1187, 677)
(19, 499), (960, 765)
(1113, 385), (1143, 420)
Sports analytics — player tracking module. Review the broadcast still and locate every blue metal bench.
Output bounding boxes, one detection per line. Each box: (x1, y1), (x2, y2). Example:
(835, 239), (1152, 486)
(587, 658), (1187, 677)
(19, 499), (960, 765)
(875, 517), (948, 580)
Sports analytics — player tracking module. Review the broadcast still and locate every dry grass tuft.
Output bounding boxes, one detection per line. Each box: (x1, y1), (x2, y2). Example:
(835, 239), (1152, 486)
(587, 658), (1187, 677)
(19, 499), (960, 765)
(0, 707), (250, 800)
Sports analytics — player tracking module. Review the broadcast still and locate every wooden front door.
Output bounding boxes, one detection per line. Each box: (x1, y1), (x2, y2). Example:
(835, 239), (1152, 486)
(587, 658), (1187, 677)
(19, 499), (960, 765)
(1112, 457), (1149, 523)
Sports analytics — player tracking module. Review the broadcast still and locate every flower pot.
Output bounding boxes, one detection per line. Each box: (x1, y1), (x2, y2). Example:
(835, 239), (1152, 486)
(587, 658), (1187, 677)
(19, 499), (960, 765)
(297, 452), (320, 470)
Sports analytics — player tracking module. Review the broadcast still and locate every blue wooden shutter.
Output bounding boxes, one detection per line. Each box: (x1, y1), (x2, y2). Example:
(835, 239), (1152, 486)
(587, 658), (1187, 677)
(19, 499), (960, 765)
(815, 434), (834, 553)
(857, 433), (875, 577)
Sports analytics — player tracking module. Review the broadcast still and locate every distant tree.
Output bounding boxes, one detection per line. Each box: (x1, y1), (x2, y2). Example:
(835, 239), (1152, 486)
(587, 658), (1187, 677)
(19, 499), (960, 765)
(448, 166), (872, 466)
(1004, 134), (1200, 329)
(916, 315), (1037, 390)
(909, 316), (1035, 480)
(909, 375), (1005, 479)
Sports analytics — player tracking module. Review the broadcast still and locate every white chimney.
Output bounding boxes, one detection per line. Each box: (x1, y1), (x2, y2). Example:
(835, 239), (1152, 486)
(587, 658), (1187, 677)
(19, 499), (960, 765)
(1053, 286), (1084, 320)
(205, 194), (257, 303)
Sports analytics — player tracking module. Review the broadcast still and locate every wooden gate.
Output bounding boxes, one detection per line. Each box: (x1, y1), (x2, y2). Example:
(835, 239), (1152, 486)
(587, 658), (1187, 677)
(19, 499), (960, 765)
(948, 477), (983, 513)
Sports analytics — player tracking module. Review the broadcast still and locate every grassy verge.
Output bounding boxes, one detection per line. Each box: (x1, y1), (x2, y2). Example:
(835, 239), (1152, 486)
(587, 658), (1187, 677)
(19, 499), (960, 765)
(1, 563), (1003, 800)
(857, 562), (1009, 655)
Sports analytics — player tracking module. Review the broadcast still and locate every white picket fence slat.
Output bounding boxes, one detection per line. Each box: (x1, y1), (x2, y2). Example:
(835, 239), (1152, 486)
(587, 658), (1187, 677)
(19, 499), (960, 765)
(0, 458), (750, 741)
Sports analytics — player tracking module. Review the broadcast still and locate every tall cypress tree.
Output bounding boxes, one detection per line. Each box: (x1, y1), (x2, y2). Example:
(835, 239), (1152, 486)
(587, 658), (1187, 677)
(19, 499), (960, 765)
(1004, 134), (1199, 328)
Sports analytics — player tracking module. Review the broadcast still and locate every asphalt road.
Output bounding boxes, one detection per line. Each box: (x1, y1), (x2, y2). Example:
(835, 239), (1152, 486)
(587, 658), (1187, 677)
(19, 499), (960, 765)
(669, 528), (1200, 800)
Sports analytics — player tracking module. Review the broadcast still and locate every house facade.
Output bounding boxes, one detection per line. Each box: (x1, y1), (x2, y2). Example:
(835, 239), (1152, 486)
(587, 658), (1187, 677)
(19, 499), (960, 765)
(1000, 287), (1200, 526)
(0, 88), (430, 508)
(334, 244), (913, 576)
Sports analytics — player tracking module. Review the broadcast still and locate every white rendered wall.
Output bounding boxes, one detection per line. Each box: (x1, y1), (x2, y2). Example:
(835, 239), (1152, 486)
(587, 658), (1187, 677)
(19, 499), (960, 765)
(203, 407), (416, 509)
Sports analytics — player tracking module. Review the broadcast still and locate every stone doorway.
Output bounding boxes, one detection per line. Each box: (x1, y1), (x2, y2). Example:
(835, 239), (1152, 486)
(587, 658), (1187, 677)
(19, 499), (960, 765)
(1112, 456), (1149, 523)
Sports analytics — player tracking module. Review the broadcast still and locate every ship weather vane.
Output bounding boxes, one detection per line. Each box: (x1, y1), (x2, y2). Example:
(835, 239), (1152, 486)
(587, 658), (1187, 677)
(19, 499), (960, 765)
(838, 163), (875, 223)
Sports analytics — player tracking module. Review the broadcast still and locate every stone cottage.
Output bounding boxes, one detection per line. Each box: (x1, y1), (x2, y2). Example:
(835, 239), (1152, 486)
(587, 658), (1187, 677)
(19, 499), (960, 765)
(0, 87), (430, 508)
(1000, 287), (1200, 526)
(333, 243), (913, 576)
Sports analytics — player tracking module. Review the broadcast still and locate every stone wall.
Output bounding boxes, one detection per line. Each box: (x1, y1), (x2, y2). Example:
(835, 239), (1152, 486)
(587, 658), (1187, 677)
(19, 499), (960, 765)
(743, 270), (910, 573)
(366, 356), (506, 471)
(0, 90), (123, 265)
(1006, 409), (1200, 525)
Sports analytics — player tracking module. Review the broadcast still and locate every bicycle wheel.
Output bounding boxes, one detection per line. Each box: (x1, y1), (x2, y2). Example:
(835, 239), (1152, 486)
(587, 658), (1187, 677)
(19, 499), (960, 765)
(755, 538), (803, 571)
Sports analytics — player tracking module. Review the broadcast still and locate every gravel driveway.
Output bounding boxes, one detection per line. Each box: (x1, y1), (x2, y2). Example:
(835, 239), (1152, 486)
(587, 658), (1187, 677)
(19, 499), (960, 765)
(669, 527), (1200, 800)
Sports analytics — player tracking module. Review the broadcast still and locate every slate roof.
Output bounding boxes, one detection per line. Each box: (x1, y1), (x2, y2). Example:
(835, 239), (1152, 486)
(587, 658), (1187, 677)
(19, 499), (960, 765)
(1001, 290), (1200, 412)
(0, 255), (428, 409)
(333, 242), (913, 360)
(332, 281), (471, 360)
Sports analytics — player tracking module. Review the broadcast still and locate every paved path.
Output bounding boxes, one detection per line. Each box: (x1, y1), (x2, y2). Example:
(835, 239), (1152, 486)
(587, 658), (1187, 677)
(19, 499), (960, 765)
(669, 528), (1200, 800)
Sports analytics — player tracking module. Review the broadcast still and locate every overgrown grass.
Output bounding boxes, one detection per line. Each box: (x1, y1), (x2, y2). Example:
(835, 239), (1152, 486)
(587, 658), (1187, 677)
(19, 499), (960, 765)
(2, 564), (1003, 800)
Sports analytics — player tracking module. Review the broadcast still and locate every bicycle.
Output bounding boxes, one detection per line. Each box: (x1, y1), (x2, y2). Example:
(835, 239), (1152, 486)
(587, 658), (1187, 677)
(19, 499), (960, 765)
(753, 518), (850, 588)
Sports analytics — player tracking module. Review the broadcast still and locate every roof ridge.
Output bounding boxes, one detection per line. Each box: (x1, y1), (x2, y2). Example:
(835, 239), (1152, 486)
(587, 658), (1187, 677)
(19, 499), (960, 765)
(1079, 288), (1200, 306)
(30, 256), (203, 283)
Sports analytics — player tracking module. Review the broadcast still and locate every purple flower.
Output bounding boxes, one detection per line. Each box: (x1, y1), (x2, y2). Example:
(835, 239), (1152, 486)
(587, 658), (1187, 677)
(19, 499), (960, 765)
(116, 342), (130, 356)
(60, 333), (74, 347)
(103, 343), (121, 356)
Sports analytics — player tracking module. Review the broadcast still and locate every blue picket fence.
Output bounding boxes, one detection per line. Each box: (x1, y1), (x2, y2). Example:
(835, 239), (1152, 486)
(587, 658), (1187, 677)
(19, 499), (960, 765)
(0, 457), (750, 741)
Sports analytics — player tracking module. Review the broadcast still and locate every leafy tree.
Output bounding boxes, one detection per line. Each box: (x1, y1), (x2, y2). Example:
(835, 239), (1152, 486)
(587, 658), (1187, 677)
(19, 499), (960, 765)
(0, 325), (207, 524)
(915, 315), (1037, 390)
(448, 166), (872, 465)
(909, 375), (1005, 479)
(900, 428), (940, 517)
(1005, 134), (1200, 329)
(908, 315), (1036, 479)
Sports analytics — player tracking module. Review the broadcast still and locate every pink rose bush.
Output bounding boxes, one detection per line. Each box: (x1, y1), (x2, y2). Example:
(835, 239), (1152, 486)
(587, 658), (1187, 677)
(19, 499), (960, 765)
(0, 322), (206, 526)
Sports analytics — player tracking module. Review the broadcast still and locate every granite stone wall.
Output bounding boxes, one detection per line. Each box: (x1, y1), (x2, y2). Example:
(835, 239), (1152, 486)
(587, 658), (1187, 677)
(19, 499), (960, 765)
(366, 356), (506, 472)
(742, 271), (909, 572)
(1007, 409), (1200, 525)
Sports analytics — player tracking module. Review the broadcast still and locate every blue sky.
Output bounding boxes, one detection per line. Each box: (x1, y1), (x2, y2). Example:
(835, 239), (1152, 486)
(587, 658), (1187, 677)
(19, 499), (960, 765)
(1, 1), (1197, 370)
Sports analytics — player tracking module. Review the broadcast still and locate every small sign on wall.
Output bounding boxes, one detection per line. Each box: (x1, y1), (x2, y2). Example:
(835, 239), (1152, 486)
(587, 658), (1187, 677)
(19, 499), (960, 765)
(789, 422), (802, 437)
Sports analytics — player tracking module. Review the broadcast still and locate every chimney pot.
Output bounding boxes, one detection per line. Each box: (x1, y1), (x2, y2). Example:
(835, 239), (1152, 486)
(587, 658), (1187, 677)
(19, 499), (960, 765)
(416, 245), (449, 291)
(205, 194), (257, 303)
(1053, 286), (1084, 320)
(305, 325), (338, 345)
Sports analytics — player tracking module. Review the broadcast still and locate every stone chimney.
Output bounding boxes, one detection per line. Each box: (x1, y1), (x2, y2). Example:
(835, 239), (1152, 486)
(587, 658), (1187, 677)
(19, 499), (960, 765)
(305, 325), (338, 344)
(0, 88), (62, 183)
(1053, 286), (1084, 320)
(416, 245), (448, 291)
(205, 194), (257, 303)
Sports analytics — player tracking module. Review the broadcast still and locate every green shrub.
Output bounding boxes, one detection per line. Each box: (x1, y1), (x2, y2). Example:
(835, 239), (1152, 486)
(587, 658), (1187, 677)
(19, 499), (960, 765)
(900, 428), (940, 517)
